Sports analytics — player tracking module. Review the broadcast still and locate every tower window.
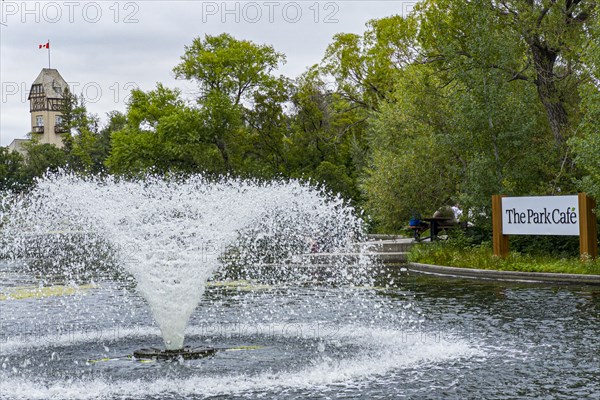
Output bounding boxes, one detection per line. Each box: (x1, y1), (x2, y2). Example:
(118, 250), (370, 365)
(36, 115), (44, 126)
(55, 115), (63, 126)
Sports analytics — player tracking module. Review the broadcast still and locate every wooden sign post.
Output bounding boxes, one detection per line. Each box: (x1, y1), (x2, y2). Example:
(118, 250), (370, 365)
(579, 193), (598, 259)
(492, 195), (509, 258)
(492, 193), (598, 259)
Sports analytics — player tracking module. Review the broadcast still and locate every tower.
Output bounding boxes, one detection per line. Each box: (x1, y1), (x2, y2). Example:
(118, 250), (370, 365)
(27, 68), (69, 148)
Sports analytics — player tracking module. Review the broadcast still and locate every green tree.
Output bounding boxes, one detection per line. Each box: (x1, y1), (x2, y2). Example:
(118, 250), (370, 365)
(174, 33), (285, 106)
(173, 33), (287, 172)
(322, 15), (418, 112)
(417, 0), (594, 147)
(243, 77), (292, 176)
(60, 89), (115, 174)
(571, 5), (600, 200)
(346, 2), (573, 230)
(360, 67), (459, 231)
(0, 147), (26, 191)
(410, 0), (595, 209)
(21, 141), (68, 181)
(285, 66), (367, 200)
(107, 84), (220, 175)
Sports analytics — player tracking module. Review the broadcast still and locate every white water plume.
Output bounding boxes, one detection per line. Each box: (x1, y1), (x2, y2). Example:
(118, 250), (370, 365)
(0, 174), (369, 350)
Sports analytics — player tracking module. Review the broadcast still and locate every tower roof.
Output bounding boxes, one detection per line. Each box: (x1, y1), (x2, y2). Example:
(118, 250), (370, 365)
(28, 68), (69, 100)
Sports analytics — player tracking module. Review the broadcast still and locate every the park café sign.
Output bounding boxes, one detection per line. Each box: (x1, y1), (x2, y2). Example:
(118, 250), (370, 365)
(502, 195), (579, 236)
(492, 193), (598, 258)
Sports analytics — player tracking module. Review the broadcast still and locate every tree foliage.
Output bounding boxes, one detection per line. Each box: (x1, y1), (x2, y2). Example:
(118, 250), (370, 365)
(107, 33), (367, 197)
(60, 90), (114, 174)
(6, 5), (598, 239)
(0, 147), (26, 191)
(106, 84), (217, 175)
(571, 4), (600, 200)
(21, 141), (68, 180)
(331, 0), (598, 230)
(284, 66), (367, 200)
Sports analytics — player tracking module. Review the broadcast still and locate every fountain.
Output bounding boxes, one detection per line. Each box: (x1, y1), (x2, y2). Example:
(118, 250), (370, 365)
(7, 173), (594, 399)
(0, 173), (370, 357)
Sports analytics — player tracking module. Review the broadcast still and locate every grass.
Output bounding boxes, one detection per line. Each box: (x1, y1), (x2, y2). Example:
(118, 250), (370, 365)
(408, 241), (600, 275)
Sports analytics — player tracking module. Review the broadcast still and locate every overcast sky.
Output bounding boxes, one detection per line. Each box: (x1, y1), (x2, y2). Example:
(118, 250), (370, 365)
(0, 1), (416, 146)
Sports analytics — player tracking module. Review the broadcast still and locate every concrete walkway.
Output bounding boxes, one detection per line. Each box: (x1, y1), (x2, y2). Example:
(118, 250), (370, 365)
(305, 236), (415, 264)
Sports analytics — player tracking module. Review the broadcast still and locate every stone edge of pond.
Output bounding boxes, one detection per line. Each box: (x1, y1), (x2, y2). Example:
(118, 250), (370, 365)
(407, 262), (600, 285)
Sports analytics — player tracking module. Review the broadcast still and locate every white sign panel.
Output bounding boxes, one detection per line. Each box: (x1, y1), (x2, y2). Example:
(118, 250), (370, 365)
(502, 196), (579, 236)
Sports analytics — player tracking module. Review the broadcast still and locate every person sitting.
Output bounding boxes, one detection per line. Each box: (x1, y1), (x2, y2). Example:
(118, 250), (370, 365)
(432, 206), (459, 227)
(408, 212), (429, 241)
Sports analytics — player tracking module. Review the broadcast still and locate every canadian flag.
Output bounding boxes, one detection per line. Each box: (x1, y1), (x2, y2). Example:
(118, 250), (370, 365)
(39, 42), (50, 49)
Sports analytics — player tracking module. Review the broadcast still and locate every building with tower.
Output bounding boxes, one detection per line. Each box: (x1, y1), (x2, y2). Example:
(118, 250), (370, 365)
(8, 68), (69, 153)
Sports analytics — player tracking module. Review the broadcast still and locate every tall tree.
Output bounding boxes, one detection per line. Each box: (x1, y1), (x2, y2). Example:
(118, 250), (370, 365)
(322, 15), (418, 112)
(571, 5), (600, 200)
(243, 76), (292, 176)
(418, 0), (594, 146)
(174, 33), (285, 106)
(341, 1), (578, 229)
(106, 84), (219, 175)
(286, 66), (367, 200)
(60, 89), (114, 174)
(173, 33), (288, 171)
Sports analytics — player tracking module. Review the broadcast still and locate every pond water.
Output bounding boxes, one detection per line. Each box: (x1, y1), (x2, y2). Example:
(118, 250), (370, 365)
(1, 262), (598, 400)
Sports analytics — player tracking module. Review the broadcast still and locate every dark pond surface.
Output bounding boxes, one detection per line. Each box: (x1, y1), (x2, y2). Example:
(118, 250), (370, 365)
(1, 262), (599, 399)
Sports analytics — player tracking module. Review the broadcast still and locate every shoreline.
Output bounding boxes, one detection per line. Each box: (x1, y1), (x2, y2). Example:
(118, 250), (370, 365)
(406, 262), (600, 285)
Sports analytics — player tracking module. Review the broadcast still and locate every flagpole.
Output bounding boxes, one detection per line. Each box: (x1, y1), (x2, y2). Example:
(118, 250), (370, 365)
(48, 39), (51, 68)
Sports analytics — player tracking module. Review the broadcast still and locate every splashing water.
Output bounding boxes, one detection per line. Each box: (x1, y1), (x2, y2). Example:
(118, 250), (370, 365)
(0, 174), (369, 350)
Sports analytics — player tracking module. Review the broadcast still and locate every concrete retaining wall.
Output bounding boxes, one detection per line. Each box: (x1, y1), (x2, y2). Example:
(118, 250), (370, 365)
(408, 262), (600, 285)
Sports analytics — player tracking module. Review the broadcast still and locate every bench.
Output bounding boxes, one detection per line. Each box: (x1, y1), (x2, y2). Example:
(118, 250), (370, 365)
(407, 224), (429, 241)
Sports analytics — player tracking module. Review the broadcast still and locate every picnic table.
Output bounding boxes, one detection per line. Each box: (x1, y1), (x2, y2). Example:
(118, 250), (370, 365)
(408, 216), (458, 242)
(423, 217), (455, 241)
